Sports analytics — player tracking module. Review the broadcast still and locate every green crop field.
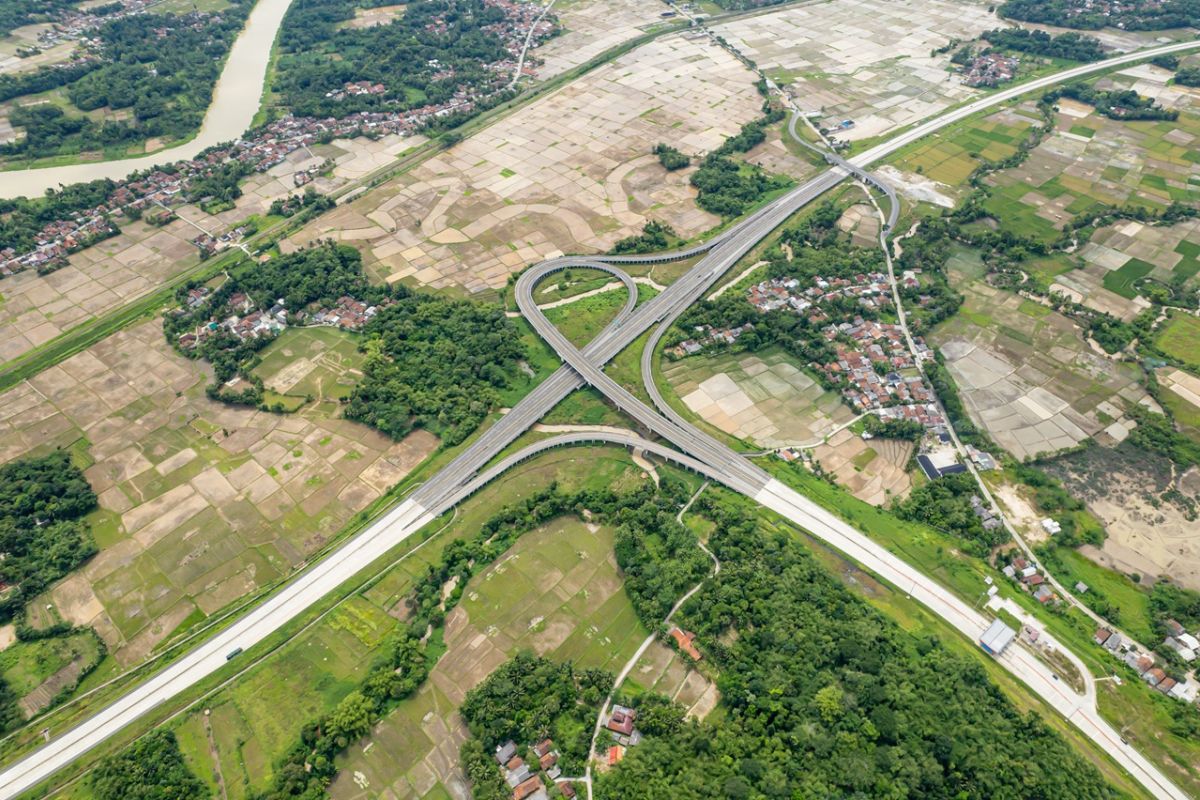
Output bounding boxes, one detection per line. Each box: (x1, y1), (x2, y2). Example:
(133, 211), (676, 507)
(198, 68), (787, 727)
(1156, 313), (1200, 370)
(1103, 259), (1154, 299)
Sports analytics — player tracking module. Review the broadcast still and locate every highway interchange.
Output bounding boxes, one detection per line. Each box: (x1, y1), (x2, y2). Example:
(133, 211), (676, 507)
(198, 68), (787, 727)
(4, 35), (1200, 800)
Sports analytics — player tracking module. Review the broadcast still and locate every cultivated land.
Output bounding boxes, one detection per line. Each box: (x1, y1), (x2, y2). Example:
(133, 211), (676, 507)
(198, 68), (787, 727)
(666, 348), (854, 449)
(252, 327), (367, 403)
(534, 0), (666, 80)
(283, 33), (763, 296)
(932, 255), (1148, 460)
(812, 430), (915, 507)
(711, 0), (999, 141)
(160, 448), (683, 800)
(886, 102), (1041, 203)
(0, 318), (437, 667)
(328, 515), (711, 800)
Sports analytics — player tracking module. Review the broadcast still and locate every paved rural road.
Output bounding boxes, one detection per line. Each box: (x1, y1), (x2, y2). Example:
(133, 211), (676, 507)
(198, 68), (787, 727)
(2, 38), (1199, 800)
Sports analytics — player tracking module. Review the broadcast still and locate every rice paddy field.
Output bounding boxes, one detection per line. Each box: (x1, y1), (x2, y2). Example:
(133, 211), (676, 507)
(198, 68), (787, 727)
(664, 348), (855, 449)
(252, 327), (367, 402)
(932, 255), (1147, 460)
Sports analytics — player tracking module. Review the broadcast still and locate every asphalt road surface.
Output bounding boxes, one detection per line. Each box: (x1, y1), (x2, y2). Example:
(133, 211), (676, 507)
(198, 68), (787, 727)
(2, 38), (1199, 800)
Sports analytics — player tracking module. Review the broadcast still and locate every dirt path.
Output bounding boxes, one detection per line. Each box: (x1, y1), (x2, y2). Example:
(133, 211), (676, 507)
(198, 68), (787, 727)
(203, 711), (230, 800)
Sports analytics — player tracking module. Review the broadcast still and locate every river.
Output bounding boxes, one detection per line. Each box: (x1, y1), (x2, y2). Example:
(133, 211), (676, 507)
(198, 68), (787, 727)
(0, 0), (296, 200)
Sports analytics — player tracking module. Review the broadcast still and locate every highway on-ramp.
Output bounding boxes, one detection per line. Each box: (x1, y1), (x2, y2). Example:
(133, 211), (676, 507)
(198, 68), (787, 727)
(2, 38), (1199, 800)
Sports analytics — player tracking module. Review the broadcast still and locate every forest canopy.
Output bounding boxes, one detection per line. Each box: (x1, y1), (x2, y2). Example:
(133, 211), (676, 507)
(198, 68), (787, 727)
(0, 451), (98, 621)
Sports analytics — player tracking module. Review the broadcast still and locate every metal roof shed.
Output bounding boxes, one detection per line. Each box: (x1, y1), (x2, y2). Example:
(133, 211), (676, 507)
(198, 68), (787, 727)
(980, 619), (1017, 656)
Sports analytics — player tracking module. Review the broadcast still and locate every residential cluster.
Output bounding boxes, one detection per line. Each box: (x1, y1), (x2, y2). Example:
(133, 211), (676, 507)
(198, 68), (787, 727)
(601, 704), (642, 767)
(1094, 625), (1200, 703)
(1001, 555), (1058, 605)
(0, 214), (117, 277)
(666, 323), (754, 357)
(961, 52), (1019, 87)
(174, 291), (383, 350)
(324, 80), (387, 100)
(493, 738), (574, 800)
(746, 273), (903, 315)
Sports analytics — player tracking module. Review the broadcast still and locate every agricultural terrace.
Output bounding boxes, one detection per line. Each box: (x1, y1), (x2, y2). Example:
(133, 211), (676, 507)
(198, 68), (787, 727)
(0, 318), (436, 666)
(711, 0), (999, 141)
(285, 33), (765, 296)
(665, 348), (854, 449)
(931, 257), (1147, 460)
(811, 429), (915, 507)
(1156, 367), (1200, 446)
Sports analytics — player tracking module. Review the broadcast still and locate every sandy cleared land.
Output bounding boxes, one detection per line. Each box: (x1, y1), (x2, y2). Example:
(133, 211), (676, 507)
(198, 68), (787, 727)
(668, 350), (854, 448)
(1047, 447), (1200, 590)
(712, 0), (998, 141)
(933, 274), (1147, 460)
(813, 429), (914, 506)
(0, 318), (435, 666)
(285, 32), (762, 295)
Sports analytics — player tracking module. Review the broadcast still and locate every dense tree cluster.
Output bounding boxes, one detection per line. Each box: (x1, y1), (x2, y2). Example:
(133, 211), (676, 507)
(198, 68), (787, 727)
(690, 111), (791, 218)
(1000, 0), (1200, 30)
(165, 243), (526, 442)
(0, 0), (74, 37)
(461, 651), (609, 771)
(1176, 66), (1200, 87)
(596, 496), (1119, 799)
(609, 220), (677, 254)
(0, 451), (97, 621)
(0, 3), (254, 161)
(893, 472), (1009, 555)
(273, 0), (542, 120)
(1047, 83), (1178, 121)
(613, 493), (711, 623)
(92, 730), (206, 800)
(344, 288), (526, 445)
(652, 143), (690, 171)
(1126, 404), (1200, 469)
(0, 178), (117, 254)
(981, 28), (1106, 62)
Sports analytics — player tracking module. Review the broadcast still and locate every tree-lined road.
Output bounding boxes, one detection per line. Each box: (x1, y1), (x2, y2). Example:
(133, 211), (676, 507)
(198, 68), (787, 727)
(2, 37), (1199, 800)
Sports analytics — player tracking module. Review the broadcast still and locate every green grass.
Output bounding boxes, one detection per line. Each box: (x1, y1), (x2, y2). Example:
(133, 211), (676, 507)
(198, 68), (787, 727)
(0, 631), (102, 697)
(1155, 312), (1200, 370)
(541, 388), (629, 427)
(252, 327), (365, 403)
(1102, 258), (1154, 299)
